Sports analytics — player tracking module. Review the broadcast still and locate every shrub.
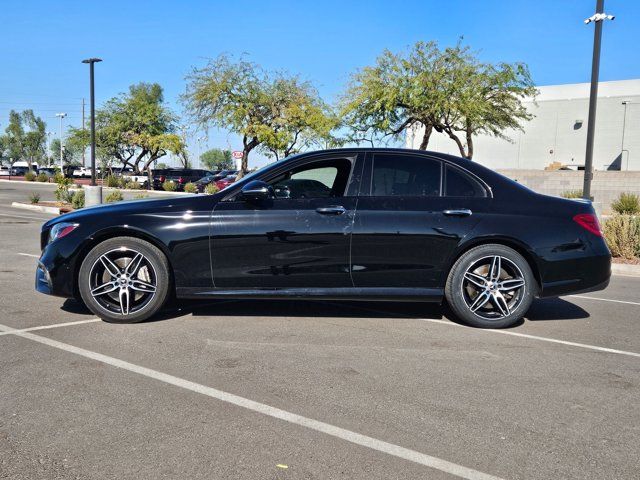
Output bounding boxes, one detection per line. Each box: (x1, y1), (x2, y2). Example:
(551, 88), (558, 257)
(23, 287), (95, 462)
(561, 189), (583, 199)
(124, 180), (141, 190)
(603, 215), (640, 259)
(105, 175), (123, 188)
(611, 192), (640, 215)
(204, 183), (219, 195)
(105, 190), (124, 203)
(36, 172), (49, 182)
(24, 170), (37, 181)
(163, 180), (177, 191)
(53, 175), (74, 203)
(53, 172), (65, 184)
(71, 190), (85, 209)
(29, 192), (40, 204)
(55, 175), (73, 188)
(184, 182), (197, 193)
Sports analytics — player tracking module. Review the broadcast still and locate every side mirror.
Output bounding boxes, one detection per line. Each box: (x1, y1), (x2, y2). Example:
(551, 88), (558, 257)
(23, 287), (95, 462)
(240, 180), (274, 201)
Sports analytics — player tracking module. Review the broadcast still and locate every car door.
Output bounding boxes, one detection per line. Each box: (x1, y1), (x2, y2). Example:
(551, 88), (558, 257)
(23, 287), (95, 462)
(350, 152), (491, 289)
(211, 153), (363, 289)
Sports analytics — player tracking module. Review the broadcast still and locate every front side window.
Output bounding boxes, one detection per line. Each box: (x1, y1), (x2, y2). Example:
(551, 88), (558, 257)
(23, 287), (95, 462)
(269, 158), (352, 199)
(371, 154), (441, 197)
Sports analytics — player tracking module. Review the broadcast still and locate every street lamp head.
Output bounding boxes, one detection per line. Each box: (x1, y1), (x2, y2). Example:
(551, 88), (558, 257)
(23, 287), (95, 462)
(82, 58), (103, 64)
(55, 112), (67, 118)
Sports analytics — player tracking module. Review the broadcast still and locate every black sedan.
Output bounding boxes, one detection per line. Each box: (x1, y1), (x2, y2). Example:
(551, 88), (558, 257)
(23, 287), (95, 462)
(35, 148), (611, 328)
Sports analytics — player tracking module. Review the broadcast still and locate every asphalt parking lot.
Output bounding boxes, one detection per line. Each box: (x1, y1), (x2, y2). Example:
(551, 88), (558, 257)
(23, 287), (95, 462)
(1, 184), (639, 480)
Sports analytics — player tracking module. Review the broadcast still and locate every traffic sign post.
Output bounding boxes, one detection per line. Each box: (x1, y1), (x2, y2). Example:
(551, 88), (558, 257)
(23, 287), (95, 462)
(232, 151), (243, 171)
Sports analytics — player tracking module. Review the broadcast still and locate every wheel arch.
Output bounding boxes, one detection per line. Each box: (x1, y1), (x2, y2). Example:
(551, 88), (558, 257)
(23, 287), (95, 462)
(71, 227), (175, 298)
(444, 236), (543, 294)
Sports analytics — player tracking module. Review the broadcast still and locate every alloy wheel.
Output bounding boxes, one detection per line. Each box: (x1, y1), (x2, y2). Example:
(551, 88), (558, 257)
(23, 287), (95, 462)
(461, 255), (526, 320)
(88, 247), (157, 316)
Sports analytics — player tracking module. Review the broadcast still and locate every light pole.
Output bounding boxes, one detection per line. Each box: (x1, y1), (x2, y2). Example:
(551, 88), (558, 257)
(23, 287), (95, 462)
(46, 132), (53, 166)
(55, 113), (67, 175)
(582, 0), (614, 200)
(197, 136), (205, 168)
(82, 58), (102, 186)
(620, 101), (629, 170)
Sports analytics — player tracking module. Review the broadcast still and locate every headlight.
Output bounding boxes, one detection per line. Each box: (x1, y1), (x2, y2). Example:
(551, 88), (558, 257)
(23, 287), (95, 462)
(48, 222), (79, 244)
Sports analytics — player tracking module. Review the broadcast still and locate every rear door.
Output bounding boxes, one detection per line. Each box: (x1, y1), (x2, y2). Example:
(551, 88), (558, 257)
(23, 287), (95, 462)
(351, 152), (491, 288)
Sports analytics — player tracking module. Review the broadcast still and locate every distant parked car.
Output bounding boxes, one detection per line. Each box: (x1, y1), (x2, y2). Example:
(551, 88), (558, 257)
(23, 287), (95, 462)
(37, 167), (58, 178)
(152, 168), (213, 191)
(10, 166), (29, 176)
(73, 167), (92, 178)
(0, 166), (11, 176)
(215, 174), (237, 190)
(121, 171), (150, 188)
(194, 172), (223, 193)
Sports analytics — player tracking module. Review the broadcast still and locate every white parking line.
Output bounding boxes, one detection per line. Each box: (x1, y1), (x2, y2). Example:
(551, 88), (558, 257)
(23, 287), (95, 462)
(332, 303), (640, 359)
(0, 212), (52, 221)
(0, 318), (101, 337)
(0, 322), (503, 480)
(17, 252), (39, 258)
(569, 295), (640, 307)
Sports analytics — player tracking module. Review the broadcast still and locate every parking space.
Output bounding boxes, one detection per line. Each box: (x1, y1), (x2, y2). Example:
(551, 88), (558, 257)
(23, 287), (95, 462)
(1, 192), (639, 479)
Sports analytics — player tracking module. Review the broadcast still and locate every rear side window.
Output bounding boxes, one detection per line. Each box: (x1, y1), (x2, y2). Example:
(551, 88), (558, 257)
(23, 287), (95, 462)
(372, 154), (441, 197)
(444, 165), (487, 197)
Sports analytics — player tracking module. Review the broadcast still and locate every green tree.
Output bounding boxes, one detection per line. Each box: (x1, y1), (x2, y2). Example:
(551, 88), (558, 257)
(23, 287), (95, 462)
(258, 77), (340, 160)
(67, 82), (185, 175)
(3, 110), (47, 168)
(200, 148), (234, 170)
(49, 138), (84, 166)
(340, 40), (536, 158)
(183, 55), (336, 176)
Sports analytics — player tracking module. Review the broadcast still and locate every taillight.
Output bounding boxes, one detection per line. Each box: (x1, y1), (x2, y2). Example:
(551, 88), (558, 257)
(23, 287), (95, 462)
(573, 213), (602, 237)
(159, 175), (165, 182)
(178, 177), (185, 183)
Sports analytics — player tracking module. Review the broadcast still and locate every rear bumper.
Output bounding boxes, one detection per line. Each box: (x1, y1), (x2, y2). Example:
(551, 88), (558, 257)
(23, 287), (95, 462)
(538, 253), (611, 298)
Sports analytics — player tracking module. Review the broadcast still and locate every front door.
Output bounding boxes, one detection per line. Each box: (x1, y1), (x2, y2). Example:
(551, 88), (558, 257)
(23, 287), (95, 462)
(211, 154), (362, 289)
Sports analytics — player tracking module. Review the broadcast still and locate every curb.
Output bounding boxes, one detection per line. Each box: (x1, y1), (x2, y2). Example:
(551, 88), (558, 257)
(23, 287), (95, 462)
(11, 201), (60, 215)
(611, 262), (640, 277)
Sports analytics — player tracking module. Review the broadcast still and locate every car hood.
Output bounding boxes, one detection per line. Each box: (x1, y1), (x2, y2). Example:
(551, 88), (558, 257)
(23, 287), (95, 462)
(43, 194), (218, 229)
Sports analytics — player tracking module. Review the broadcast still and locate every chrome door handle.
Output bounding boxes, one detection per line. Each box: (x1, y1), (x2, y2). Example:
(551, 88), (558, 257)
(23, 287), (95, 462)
(316, 205), (346, 215)
(442, 208), (472, 217)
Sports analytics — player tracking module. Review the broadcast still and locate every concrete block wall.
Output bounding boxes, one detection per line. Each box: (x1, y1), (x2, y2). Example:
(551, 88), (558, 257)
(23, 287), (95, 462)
(497, 170), (640, 214)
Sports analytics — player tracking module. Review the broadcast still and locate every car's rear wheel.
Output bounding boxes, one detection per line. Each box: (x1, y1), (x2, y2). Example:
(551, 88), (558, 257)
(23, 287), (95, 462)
(78, 237), (170, 323)
(445, 244), (535, 328)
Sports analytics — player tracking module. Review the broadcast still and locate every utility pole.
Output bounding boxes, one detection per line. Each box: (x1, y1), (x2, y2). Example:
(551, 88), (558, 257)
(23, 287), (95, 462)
(582, 0), (614, 200)
(82, 98), (86, 167)
(55, 113), (67, 175)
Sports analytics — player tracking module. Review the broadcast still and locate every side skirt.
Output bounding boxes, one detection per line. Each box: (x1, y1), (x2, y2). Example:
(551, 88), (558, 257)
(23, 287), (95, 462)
(176, 287), (443, 303)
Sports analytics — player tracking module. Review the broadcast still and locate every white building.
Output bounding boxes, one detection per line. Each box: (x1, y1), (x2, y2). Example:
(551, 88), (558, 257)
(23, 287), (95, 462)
(406, 79), (640, 171)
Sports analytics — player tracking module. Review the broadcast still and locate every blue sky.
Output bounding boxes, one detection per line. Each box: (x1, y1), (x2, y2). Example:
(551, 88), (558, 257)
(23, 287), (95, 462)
(1, 0), (638, 167)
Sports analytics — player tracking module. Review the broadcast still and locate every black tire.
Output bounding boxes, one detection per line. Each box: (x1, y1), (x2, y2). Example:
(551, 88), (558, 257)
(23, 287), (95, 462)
(445, 244), (535, 328)
(78, 236), (171, 323)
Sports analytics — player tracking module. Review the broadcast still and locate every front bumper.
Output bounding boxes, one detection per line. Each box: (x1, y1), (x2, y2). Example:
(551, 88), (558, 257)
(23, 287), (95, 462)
(35, 261), (53, 295)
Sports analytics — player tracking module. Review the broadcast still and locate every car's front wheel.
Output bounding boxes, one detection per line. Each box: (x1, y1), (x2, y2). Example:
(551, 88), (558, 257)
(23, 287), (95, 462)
(445, 244), (535, 328)
(78, 236), (170, 323)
